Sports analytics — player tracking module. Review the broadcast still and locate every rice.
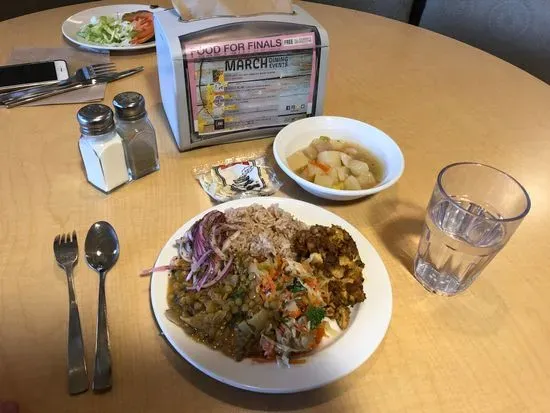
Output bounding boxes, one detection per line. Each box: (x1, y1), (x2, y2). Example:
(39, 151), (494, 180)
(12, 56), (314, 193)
(224, 204), (308, 260)
(167, 203), (365, 362)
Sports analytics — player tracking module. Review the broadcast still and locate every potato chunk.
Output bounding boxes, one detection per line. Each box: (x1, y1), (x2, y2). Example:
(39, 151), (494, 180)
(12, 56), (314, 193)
(336, 166), (350, 182)
(344, 175), (361, 190)
(348, 160), (370, 177)
(314, 174), (335, 188)
(340, 153), (352, 167)
(287, 151), (309, 172)
(303, 145), (318, 160)
(317, 151), (343, 168)
(357, 171), (377, 189)
(312, 137), (332, 152)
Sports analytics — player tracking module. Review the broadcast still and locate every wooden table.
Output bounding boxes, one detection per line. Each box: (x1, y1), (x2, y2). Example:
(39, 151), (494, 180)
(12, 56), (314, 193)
(1, 1), (549, 412)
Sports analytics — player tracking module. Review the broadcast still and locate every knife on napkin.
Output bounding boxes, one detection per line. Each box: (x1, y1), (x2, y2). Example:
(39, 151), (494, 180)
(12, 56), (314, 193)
(5, 66), (144, 108)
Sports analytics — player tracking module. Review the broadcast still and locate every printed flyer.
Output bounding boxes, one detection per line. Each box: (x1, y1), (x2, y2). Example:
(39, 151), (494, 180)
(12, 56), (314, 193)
(182, 32), (318, 139)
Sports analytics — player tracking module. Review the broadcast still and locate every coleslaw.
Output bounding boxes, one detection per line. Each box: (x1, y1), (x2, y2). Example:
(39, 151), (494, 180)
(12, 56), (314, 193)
(77, 15), (136, 46)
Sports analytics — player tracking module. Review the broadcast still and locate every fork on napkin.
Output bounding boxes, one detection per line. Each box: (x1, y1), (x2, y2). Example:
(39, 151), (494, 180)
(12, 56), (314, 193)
(4, 47), (111, 106)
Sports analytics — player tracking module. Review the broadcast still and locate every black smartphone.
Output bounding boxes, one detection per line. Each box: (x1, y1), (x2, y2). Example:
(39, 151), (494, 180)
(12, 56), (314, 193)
(0, 60), (69, 92)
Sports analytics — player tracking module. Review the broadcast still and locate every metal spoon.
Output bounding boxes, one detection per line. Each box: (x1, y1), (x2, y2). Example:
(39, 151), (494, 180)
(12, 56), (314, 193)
(85, 221), (120, 393)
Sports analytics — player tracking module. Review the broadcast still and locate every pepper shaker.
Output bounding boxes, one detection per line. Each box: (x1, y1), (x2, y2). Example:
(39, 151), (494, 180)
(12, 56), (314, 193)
(77, 104), (129, 193)
(113, 92), (160, 180)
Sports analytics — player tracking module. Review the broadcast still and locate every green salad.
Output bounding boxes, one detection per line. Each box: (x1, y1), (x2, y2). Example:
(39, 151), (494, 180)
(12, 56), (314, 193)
(77, 15), (136, 46)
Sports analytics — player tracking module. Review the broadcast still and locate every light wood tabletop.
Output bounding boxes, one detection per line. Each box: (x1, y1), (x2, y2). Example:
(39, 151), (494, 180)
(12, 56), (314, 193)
(1, 1), (549, 412)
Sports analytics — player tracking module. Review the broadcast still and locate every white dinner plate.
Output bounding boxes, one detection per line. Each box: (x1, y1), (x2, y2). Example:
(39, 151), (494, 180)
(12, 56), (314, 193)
(150, 197), (393, 393)
(62, 4), (163, 51)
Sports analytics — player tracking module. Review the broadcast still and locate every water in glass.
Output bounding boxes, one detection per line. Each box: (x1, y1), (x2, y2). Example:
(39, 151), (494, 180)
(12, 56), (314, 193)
(414, 197), (506, 296)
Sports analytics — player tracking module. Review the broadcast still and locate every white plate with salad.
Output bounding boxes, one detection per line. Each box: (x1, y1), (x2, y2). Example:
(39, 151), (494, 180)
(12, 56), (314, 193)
(148, 197), (393, 393)
(62, 4), (163, 51)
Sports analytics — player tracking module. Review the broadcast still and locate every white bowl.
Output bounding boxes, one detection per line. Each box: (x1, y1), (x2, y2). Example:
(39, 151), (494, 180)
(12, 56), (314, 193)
(273, 116), (405, 201)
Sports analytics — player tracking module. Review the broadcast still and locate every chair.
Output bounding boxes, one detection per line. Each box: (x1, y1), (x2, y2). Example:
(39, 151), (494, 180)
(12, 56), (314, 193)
(1, 0), (94, 21)
(303, 0), (415, 22)
(419, 0), (550, 84)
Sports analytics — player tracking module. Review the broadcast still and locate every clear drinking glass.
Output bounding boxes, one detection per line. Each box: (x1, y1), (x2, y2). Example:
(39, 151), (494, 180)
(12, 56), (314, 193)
(414, 162), (530, 296)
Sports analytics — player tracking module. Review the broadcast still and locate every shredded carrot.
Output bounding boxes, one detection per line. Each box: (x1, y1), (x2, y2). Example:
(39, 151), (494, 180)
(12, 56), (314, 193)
(256, 284), (266, 302)
(309, 160), (331, 173)
(314, 325), (325, 346)
(264, 276), (276, 293)
(288, 309), (302, 319)
(289, 358), (307, 365)
(267, 256), (284, 280)
(259, 273), (276, 296)
(304, 277), (318, 288)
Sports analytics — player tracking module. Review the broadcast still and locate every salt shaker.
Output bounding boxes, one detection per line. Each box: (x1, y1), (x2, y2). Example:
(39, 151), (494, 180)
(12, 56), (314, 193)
(77, 104), (129, 193)
(113, 92), (159, 180)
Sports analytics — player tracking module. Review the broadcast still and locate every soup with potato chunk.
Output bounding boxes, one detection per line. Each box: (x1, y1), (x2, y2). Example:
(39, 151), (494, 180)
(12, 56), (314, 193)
(286, 136), (383, 190)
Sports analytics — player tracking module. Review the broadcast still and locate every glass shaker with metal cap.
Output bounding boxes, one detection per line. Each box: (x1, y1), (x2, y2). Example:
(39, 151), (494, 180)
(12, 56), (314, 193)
(113, 92), (159, 180)
(77, 104), (129, 193)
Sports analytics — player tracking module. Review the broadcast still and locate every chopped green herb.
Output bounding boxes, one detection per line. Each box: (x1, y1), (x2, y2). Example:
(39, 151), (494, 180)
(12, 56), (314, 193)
(319, 136), (330, 142)
(287, 277), (306, 293)
(306, 306), (326, 329)
(230, 288), (245, 300)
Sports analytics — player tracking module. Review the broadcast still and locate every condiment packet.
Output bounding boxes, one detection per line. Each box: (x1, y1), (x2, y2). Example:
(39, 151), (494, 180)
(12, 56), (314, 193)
(194, 155), (282, 202)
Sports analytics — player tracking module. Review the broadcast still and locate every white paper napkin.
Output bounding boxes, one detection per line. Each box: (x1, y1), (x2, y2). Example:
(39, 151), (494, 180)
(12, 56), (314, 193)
(172, 0), (293, 20)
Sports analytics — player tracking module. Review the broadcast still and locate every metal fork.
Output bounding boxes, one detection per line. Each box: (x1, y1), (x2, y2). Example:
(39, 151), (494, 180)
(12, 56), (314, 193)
(53, 231), (89, 395)
(0, 63), (116, 104)
(5, 66), (144, 108)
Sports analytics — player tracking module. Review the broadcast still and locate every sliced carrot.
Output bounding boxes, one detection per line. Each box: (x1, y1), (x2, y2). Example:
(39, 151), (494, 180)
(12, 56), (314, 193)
(309, 160), (331, 174)
(314, 325), (325, 345)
